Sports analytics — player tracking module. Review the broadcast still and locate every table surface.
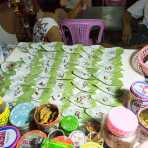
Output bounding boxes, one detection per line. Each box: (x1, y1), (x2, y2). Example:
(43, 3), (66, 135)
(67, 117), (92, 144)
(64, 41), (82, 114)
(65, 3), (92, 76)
(6, 45), (144, 90)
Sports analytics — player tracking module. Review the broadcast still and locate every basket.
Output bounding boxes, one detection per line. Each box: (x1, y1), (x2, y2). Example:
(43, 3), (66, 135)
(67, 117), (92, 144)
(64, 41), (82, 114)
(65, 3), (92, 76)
(138, 45), (148, 76)
(0, 104), (10, 126)
(34, 104), (60, 133)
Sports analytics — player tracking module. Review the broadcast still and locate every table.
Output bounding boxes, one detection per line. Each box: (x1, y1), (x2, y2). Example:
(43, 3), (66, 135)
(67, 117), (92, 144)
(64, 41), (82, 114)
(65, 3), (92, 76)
(2, 42), (144, 123)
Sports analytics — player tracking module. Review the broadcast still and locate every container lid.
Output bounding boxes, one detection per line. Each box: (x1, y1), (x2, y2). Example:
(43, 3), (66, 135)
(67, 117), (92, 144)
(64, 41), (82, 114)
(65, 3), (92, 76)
(80, 142), (102, 148)
(69, 130), (86, 147)
(130, 81), (148, 101)
(60, 116), (79, 132)
(16, 130), (47, 148)
(0, 126), (20, 148)
(10, 103), (35, 127)
(54, 136), (73, 145)
(107, 107), (138, 137)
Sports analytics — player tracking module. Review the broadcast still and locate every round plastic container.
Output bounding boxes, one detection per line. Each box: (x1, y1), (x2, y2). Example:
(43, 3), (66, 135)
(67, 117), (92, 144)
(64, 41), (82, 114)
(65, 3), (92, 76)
(129, 81), (148, 114)
(137, 107), (148, 143)
(0, 97), (10, 126)
(9, 103), (35, 132)
(60, 115), (79, 134)
(16, 130), (47, 148)
(0, 126), (20, 148)
(69, 130), (86, 147)
(103, 107), (138, 148)
(80, 142), (102, 148)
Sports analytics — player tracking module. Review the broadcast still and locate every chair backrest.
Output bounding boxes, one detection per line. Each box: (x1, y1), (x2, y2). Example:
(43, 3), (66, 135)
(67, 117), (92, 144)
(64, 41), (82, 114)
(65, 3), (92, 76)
(60, 19), (105, 45)
(103, 0), (126, 6)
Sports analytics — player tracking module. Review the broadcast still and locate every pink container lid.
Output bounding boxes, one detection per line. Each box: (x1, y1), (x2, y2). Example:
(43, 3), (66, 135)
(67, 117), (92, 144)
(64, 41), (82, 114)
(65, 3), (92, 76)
(107, 107), (138, 137)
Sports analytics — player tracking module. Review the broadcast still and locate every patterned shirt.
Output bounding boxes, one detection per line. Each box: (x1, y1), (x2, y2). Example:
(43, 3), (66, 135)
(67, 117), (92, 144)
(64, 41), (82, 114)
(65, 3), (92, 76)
(33, 17), (58, 42)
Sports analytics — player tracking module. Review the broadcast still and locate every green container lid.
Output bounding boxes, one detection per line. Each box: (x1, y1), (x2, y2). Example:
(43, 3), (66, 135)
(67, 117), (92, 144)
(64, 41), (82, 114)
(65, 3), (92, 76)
(60, 115), (79, 132)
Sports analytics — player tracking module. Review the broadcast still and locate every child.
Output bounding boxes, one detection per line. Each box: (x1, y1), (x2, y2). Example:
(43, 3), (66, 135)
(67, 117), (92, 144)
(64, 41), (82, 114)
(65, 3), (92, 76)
(33, 0), (62, 42)
(33, 0), (91, 42)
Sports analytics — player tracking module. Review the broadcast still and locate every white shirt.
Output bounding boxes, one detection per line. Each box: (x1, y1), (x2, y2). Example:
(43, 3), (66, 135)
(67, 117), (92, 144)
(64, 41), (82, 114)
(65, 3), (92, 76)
(128, 0), (148, 28)
(33, 17), (58, 42)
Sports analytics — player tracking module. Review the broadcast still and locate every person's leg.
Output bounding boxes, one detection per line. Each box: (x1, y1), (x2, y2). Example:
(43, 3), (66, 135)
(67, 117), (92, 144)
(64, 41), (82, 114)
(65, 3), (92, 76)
(130, 24), (148, 45)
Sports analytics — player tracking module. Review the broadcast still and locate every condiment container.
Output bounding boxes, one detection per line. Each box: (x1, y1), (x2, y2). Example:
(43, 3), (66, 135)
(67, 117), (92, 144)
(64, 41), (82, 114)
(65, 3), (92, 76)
(103, 107), (138, 148)
(0, 126), (20, 148)
(9, 102), (35, 132)
(60, 115), (79, 135)
(129, 81), (148, 113)
(69, 130), (86, 147)
(137, 107), (148, 143)
(0, 97), (10, 126)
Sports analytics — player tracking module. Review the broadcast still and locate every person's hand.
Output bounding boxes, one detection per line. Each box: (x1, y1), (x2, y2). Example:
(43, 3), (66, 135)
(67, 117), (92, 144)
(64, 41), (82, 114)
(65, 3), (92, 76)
(122, 25), (132, 44)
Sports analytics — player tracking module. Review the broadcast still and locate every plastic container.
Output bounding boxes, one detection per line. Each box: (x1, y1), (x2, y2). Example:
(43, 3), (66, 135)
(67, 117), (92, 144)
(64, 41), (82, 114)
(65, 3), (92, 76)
(34, 104), (60, 133)
(41, 138), (74, 148)
(9, 102), (35, 132)
(60, 115), (79, 135)
(69, 130), (86, 147)
(129, 81), (148, 114)
(0, 97), (10, 126)
(16, 130), (47, 148)
(103, 107), (138, 148)
(137, 107), (148, 143)
(0, 126), (20, 148)
(80, 142), (102, 148)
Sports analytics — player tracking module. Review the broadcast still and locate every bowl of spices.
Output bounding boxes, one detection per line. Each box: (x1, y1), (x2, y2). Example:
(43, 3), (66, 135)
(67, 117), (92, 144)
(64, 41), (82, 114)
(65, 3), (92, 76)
(34, 103), (60, 132)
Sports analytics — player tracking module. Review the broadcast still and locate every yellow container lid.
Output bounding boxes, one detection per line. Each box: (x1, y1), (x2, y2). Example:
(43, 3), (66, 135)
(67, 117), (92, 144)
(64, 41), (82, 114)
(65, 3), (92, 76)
(80, 142), (102, 148)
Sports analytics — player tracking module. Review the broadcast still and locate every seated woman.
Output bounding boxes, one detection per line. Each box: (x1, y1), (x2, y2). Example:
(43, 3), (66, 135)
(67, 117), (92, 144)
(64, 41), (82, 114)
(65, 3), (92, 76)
(33, 0), (90, 42)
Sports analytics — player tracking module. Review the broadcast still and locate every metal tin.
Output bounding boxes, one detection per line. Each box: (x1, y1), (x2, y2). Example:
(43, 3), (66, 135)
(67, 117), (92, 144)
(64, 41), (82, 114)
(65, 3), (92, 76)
(130, 81), (148, 113)
(16, 130), (47, 148)
(9, 103), (35, 132)
(69, 130), (86, 147)
(0, 126), (20, 148)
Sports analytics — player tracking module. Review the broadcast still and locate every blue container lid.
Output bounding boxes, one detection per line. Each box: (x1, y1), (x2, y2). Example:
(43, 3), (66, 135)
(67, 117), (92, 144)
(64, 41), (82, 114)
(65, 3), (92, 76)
(10, 103), (35, 128)
(0, 126), (20, 148)
(130, 81), (148, 102)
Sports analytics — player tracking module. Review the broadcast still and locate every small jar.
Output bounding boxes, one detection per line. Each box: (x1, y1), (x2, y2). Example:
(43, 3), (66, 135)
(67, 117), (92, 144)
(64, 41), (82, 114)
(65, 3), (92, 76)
(103, 107), (138, 148)
(129, 81), (148, 114)
(137, 107), (148, 143)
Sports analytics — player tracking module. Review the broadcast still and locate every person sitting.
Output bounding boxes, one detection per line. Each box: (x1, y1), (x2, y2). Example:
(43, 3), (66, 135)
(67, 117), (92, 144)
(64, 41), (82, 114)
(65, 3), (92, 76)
(122, 0), (148, 49)
(33, 0), (91, 42)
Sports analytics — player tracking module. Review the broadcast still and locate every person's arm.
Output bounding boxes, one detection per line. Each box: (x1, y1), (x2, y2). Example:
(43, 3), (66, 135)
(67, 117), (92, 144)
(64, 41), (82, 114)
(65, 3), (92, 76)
(68, 0), (91, 18)
(45, 26), (62, 42)
(122, 11), (132, 44)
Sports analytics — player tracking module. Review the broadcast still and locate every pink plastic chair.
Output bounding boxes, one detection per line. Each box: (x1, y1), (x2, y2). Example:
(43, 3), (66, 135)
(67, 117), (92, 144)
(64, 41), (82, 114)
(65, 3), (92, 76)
(60, 19), (105, 45)
(103, 0), (126, 6)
